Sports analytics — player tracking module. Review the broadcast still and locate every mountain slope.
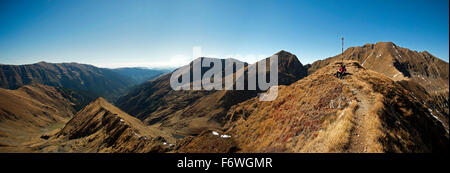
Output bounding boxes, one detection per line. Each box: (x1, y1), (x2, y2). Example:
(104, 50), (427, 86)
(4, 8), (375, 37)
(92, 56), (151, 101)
(33, 97), (174, 153)
(308, 42), (449, 125)
(178, 61), (448, 153)
(116, 51), (308, 135)
(0, 83), (77, 152)
(308, 42), (449, 93)
(0, 62), (135, 101)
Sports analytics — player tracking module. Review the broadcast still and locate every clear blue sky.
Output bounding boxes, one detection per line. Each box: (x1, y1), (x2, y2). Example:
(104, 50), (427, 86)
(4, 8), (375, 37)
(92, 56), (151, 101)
(0, 0), (448, 68)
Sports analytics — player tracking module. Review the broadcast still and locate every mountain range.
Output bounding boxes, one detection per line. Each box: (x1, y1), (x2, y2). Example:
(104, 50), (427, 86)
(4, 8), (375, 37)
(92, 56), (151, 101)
(0, 42), (448, 153)
(111, 67), (171, 84)
(115, 50), (307, 136)
(0, 62), (168, 101)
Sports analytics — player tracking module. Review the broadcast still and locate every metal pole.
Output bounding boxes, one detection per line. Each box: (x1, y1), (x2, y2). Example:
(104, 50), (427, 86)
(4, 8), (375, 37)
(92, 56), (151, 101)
(341, 37), (344, 62)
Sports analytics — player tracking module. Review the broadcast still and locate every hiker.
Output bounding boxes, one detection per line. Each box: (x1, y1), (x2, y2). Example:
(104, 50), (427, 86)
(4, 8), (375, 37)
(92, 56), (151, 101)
(335, 64), (346, 79)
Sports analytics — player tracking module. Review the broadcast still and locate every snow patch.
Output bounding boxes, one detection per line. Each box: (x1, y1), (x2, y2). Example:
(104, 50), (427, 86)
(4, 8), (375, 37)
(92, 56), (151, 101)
(428, 108), (447, 132)
(211, 131), (231, 138)
(339, 111), (344, 118)
(361, 58), (368, 66)
(220, 134), (231, 138)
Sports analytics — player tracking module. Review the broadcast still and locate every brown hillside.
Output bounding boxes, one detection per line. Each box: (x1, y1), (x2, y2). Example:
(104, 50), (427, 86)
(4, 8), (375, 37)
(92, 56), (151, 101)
(308, 42), (449, 93)
(32, 97), (175, 153)
(116, 51), (308, 136)
(0, 83), (76, 152)
(308, 42), (449, 124)
(178, 61), (449, 153)
(175, 130), (238, 153)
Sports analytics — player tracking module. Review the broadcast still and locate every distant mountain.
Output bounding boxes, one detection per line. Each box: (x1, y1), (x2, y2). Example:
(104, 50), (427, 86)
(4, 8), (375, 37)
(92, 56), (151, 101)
(178, 61), (448, 153)
(53, 86), (98, 112)
(37, 97), (174, 153)
(111, 67), (171, 84)
(116, 50), (308, 135)
(0, 62), (136, 101)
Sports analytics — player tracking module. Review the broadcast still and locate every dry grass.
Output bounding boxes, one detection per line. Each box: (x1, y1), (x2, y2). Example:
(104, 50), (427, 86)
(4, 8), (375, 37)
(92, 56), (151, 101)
(0, 84), (75, 152)
(364, 94), (384, 153)
(214, 61), (449, 153)
(223, 65), (359, 152)
(175, 130), (238, 153)
(300, 100), (358, 152)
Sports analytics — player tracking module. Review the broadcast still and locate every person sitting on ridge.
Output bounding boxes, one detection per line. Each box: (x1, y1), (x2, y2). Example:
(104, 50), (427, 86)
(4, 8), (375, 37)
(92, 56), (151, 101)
(335, 64), (346, 79)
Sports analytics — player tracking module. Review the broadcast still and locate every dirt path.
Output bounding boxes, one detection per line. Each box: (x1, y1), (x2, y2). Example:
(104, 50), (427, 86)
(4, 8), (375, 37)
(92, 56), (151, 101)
(342, 79), (374, 153)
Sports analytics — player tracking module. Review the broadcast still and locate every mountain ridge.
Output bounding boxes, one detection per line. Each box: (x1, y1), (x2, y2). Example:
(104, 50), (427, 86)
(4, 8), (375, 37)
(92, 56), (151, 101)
(32, 97), (174, 153)
(0, 42), (448, 153)
(308, 42), (449, 92)
(0, 62), (135, 101)
(116, 51), (308, 135)
(178, 61), (448, 153)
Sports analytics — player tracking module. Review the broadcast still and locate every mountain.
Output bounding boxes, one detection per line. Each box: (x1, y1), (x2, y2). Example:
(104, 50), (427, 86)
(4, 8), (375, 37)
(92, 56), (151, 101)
(33, 97), (175, 153)
(111, 67), (171, 84)
(307, 42), (449, 127)
(53, 86), (98, 112)
(116, 51), (308, 135)
(0, 83), (78, 152)
(308, 42), (449, 93)
(1, 43), (448, 153)
(177, 61), (449, 153)
(0, 62), (136, 101)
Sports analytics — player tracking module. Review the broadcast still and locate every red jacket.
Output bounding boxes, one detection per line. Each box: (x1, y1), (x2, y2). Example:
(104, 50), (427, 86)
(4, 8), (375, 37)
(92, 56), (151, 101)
(339, 66), (344, 73)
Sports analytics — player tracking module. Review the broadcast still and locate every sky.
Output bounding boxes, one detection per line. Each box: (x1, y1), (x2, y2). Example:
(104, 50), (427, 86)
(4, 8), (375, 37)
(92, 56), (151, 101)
(0, 0), (448, 68)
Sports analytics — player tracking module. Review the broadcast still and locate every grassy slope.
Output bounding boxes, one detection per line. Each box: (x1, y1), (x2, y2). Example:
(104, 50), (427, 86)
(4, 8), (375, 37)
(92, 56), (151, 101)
(179, 61), (449, 153)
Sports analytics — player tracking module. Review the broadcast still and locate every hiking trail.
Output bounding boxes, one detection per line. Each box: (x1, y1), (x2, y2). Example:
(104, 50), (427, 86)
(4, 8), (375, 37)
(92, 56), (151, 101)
(341, 76), (375, 153)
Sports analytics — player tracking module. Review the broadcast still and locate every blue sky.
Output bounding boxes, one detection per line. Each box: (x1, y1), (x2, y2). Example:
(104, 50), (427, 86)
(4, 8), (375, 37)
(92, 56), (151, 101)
(0, 0), (448, 68)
